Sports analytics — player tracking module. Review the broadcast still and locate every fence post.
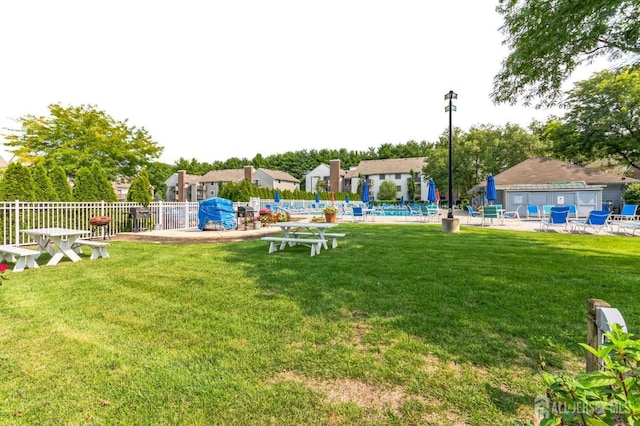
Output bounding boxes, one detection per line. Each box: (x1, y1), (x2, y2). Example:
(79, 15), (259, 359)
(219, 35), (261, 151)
(183, 201), (189, 229)
(586, 298), (610, 372)
(14, 200), (20, 245)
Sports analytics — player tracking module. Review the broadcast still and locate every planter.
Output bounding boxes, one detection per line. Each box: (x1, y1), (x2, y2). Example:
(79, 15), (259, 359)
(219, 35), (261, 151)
(324, 212), (337, 223)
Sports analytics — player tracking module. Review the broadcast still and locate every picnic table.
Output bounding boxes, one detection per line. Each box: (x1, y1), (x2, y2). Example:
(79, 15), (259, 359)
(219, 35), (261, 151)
(21, 227), (91, 266)
(261, 221), (344, 256)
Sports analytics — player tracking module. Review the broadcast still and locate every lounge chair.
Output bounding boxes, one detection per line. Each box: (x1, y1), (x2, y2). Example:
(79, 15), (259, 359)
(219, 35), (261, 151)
(466, 205), (480, 224)
(570, 210), (611, 233)
(421, 205), (440, 222)
(503, 206), (521, 223)
(611, 204), (638, 221)
(540, 206), (570, 232)
(481, 205), (504, 226)
(542, 205), (553, 218)
(405, 205), (422, 221)
(352, 206), (365, 222)
(526, 205), (541, 219)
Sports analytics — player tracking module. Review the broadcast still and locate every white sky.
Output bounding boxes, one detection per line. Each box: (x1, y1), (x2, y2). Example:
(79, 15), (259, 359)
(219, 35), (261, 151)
(0, 1), (609, 165)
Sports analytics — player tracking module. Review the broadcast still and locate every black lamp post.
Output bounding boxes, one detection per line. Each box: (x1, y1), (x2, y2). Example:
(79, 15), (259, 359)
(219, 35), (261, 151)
(444, 90), (457, 219)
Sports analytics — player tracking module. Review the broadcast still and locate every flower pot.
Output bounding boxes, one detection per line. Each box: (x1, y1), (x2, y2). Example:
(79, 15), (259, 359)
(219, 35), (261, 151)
(324, 212), (337, 223)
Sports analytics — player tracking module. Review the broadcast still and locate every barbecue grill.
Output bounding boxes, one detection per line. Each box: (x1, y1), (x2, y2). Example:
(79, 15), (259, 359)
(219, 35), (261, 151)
(236, 206), (255, 230)
(129, 206), (151, 232)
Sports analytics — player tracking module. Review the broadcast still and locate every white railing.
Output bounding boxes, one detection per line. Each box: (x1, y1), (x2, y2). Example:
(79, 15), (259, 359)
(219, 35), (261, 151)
(0, 201), (200, 246)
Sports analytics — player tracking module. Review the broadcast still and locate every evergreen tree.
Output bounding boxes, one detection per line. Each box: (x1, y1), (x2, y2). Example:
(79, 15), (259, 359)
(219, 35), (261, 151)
(50, 165), (73, 201)
(73, 167), (99, 201)
(1, 162), (36, 201)
(32, 162), (59, 201)
(91, 162), (117, 202)
(127, 169), (152, 206)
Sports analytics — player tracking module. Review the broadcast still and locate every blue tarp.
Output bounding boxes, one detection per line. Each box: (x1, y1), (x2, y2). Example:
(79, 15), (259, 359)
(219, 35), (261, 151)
(198, 197), (237, 230)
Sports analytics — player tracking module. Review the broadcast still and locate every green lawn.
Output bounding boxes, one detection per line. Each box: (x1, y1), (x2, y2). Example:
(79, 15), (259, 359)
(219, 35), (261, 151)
(1, 225), (639, 425)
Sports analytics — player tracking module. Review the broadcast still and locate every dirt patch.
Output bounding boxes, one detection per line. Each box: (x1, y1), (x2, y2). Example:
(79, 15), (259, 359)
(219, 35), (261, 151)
(269, 371), (406, 411)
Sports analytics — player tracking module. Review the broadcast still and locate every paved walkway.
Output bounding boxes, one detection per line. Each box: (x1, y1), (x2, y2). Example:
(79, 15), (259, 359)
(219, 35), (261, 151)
(112, 211), (575, 244)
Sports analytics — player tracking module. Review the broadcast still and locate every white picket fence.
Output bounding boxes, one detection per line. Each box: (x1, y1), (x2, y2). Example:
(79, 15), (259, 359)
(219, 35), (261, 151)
(0, 201), (200, 246)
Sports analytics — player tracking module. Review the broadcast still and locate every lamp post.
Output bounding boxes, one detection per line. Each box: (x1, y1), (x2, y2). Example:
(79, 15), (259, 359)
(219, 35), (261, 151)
(444, 90), (457, 219)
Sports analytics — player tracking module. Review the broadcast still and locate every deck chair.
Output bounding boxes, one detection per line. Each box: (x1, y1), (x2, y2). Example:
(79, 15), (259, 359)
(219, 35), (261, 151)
(612, 204), (638, 221)
(481, 205), (504, 226)
(352, 206), (365, 222)
(503, 205), (521, 223)
(542, 205), (553, 217)
(405, 205), (422, 221)
(466, 205), (479, 224)
(540, 206), (570, 232)
(421, 205), (440, 222)
(570, 210), (611, 233)
(526, 205), (541, 219)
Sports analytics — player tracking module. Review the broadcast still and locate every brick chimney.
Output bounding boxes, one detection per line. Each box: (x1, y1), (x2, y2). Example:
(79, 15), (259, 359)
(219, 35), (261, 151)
(330, 159), (341, 193)
(177, 170), (186, 202)
(244, 165), (254, 183)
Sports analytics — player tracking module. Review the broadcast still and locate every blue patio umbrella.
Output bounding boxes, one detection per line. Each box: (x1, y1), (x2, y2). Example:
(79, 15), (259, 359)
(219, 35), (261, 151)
(315, 192), (320, 203)
(486, 174), (497, 204)
(345, 195), (350, 203)
(361, 180), (369, 204)
(274, 189), (280, 203)
(400, 195), (404, 205)
(427, 179), (437, 204)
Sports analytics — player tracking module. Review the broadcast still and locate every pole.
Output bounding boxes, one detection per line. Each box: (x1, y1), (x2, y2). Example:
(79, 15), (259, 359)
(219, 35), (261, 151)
(447, 90), (454, 219)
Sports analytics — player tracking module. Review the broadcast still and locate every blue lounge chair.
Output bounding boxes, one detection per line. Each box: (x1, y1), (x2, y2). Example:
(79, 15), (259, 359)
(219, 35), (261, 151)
(526, 205), (541, 219)
(613, 204), (638, 221)
(352, 206), (365, 222)
(540, 206), (570, 232)
(542, 205), (553, 217)
(570, 210), (611, 233)
(466, 205), (479, 224)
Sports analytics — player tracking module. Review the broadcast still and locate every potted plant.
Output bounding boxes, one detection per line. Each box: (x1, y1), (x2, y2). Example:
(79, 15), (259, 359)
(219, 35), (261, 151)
(323, 205), (338, 223)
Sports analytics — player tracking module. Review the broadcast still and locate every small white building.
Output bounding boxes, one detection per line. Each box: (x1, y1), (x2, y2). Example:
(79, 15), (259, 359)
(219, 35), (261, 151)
(344, 157), (427, 201)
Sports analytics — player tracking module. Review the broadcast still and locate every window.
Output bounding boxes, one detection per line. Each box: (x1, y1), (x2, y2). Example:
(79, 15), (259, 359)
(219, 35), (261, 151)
(379, 174), (385, 180)
(396, 185), (401, 192)
(395, 173), (401, 180)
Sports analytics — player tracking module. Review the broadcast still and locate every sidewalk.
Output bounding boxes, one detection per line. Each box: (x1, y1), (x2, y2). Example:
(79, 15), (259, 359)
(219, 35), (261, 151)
(113, 211), (545, 243)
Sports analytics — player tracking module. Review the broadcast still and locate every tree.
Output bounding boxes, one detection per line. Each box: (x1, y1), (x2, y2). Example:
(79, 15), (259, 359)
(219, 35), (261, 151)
(550, 66), (640, 169)
(493, 0), (640, 106)
(50, 165), (73, 202)
(377, 180), (397, 201)
(72, 167), (99, 201)
(91, 162), (117, 202)
(127, 169), (152, 206)
(0, 162), (35, 201)
(146, 162), (174, 201)
(407, 169), (417, 201)
(32, 162), (59, 201)
(3, 103), (163, 179)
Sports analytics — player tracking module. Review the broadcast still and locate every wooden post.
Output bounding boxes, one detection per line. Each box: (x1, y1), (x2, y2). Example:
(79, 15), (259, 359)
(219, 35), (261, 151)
(586, 298), (610, 372)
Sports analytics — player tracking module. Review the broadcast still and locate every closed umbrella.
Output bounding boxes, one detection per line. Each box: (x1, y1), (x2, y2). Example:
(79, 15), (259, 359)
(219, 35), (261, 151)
(330, 192), (335, 203)
(315, 193), (320, 203)
(486, 174), (497, 205)
(400, 195), (404, 205)
(274, 189), (280, 203)
(362, 180), (369, 204)
(427, 179), (437, 205)
(345, 195), (350, 203)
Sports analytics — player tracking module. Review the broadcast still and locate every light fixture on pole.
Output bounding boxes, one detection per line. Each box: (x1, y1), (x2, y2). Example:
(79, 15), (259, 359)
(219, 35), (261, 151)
(444, 90), (457, 219)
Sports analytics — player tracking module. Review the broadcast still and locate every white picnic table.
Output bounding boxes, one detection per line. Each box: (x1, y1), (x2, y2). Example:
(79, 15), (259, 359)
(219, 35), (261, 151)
(21, 227), (91, 266)
(262, 221), (342, 256)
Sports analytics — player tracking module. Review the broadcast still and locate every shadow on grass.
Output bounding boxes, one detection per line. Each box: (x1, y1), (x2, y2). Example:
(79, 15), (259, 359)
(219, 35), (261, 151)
(224, 224), (640, 369)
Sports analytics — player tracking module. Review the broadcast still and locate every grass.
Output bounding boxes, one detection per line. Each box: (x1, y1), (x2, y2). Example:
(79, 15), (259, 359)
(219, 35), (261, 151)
(1, 224), (639, 425)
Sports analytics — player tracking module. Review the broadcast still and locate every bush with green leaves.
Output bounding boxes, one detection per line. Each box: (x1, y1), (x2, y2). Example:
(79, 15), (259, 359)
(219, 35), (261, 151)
(539, 324), (640, 425)
(623, 183), (640, 206)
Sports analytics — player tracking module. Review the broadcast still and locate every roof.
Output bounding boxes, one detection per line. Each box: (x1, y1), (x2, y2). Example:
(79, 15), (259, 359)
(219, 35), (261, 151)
(259, 168), (300, 183)
(198, 169), (245, 183)
(472, 157), (637, 192)
(344, 157), (426, 178)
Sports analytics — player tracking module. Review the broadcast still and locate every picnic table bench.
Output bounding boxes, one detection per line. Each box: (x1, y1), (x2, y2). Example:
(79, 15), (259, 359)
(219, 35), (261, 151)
(290, 231), (346, 249)
(261, 236), (325, 257)
(72, 239), (111, 259)
(0, 245), (41, 272)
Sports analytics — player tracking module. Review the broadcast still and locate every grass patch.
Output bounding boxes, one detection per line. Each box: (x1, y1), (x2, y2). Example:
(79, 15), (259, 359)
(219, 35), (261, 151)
(1, 224), (639, 425)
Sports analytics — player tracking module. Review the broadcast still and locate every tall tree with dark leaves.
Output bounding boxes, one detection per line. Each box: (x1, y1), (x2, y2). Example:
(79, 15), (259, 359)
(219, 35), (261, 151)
(493, 0), (640, 107)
